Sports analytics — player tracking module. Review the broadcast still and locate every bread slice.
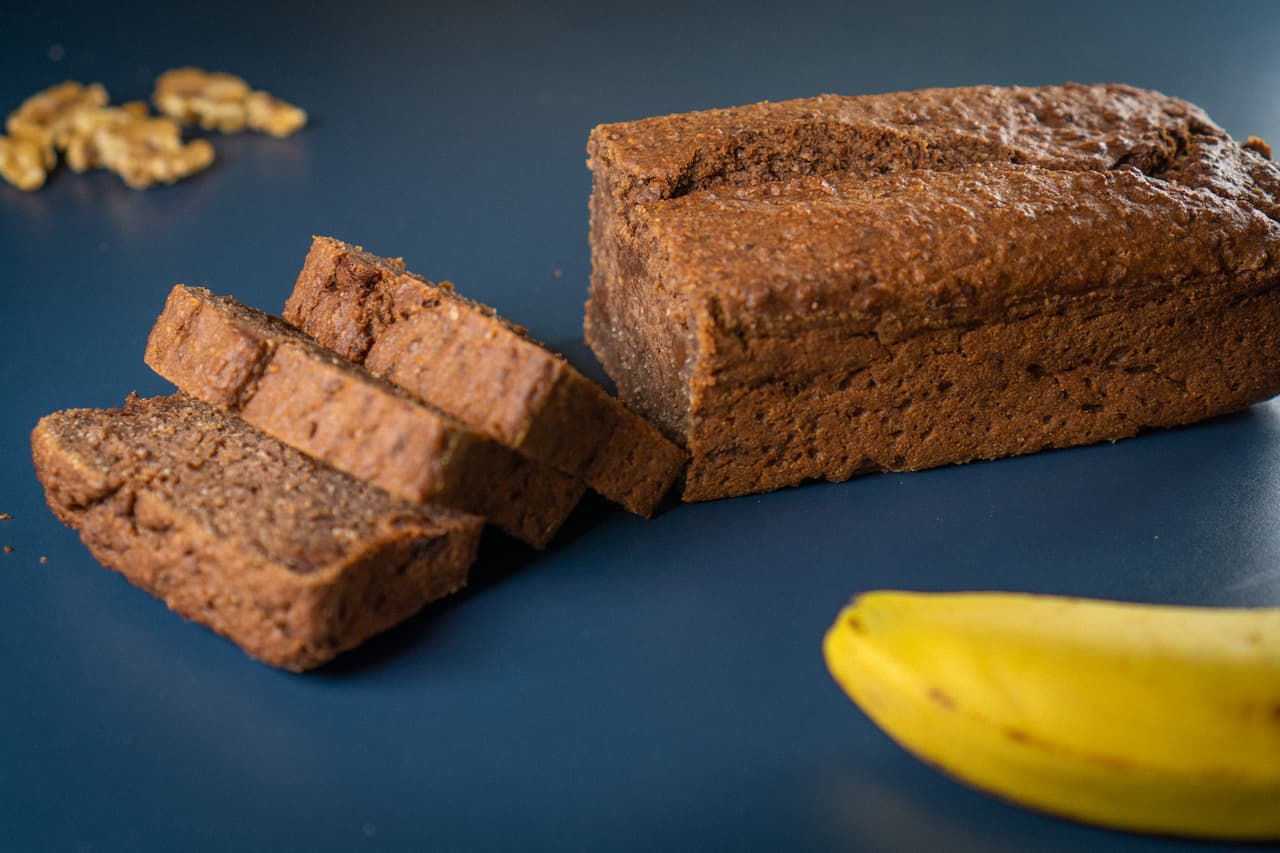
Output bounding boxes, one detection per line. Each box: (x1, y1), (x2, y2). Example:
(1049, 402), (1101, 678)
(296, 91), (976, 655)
(586, 83), (1280, 500)
(31, 394), (483, 671)
(283, 235), (686, 517)
(144, 285), (583, 548)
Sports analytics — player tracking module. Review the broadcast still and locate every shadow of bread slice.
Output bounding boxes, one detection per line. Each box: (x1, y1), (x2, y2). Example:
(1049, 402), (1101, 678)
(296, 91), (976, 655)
(283, 236), (686, 517)
(145, 285), (584, 548)
(31, 393), (483, 671)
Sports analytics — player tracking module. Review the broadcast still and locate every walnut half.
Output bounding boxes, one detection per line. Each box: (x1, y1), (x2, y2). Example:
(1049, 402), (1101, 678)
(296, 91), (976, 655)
(66, 105), (215, 189)
(6, 81), (109, 152)
(0, 135), (50, 191)
(153, 67), (306, 137)
(245, 90), (307, 138)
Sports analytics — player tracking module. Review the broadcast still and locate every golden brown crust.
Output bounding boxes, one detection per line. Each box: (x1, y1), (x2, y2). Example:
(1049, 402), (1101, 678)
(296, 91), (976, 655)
(589, 83), (1209, 200)
(585, 84), (1280, 501)
(30, 395), (483, 671)
(284, 236), (686, 517)
(145, 285), (583, 548)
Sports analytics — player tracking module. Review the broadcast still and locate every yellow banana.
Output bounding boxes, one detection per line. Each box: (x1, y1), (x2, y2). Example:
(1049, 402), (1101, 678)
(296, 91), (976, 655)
(823, 590), (1280, 840)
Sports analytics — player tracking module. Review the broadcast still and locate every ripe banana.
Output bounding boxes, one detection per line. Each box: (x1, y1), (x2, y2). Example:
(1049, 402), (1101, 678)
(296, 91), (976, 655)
(823, 590), (1280, 840)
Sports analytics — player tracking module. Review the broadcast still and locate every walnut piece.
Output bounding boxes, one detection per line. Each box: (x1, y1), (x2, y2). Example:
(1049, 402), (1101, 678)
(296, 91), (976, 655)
(65, 106), (214, 189)
(64, 105), (136, 172)
(0, 135), (49, 191)
(153, 67), (252, 132)
(3, 69), (302, 192)
(62, 99), (152, 172)
(153, 67), (306, 137)
(245, 90), (307, 138)
(6, 81), (109, 152)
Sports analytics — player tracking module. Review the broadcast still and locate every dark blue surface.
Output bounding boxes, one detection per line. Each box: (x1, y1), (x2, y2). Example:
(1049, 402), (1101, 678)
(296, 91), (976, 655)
(4, 2), (1280, 851)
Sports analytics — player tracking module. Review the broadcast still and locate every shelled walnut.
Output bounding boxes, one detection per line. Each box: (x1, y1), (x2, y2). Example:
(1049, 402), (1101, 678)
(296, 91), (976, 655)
(65, 105), (214, 189)
(152, 68), (252, 132)
(6, 81), (108, 152)
(2, 71), (305, 192)
(244, 90), (307, 138)
(0, 135), (50, 191)
(153, 67), (307, 137)
(1, 81), (108, 190)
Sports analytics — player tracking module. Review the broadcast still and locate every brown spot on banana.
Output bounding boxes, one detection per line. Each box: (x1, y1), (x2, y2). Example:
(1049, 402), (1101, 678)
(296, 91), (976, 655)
(927, 686), (956, 710)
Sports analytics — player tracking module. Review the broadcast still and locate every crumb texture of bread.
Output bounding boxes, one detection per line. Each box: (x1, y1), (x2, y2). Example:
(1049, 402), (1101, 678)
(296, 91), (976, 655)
(585, 83), (1280, 501)
(283, 236), (686, 517)
(30, 394), (483, 671)
(144, 285), (583, 548)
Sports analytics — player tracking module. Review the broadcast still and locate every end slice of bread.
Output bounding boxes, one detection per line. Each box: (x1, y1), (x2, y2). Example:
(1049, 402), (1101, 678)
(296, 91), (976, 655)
(32, 393), (484, 671)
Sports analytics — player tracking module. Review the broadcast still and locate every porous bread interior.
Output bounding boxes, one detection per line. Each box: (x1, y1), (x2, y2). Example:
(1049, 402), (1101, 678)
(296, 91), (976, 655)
(37, 394), (447, 575)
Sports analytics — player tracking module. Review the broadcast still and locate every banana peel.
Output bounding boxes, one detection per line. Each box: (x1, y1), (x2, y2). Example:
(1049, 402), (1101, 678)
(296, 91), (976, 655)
(823, 591), (1280, 839)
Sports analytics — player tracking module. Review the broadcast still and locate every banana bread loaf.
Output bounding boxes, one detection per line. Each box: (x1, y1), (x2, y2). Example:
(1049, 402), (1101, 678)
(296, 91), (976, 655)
(586, 83), (1280, 501)
(145, 285), (584, 548)
(283, 236), (686, 517)
(31, 393), (483, 671)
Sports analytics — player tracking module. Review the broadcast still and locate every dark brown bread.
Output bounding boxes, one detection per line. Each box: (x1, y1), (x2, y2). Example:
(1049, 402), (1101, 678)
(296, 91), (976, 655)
(31, 394), (483, 671)
(283, 236), (686, 517)
(144, 285), (583, 548)
(586, 83), (1280, 500)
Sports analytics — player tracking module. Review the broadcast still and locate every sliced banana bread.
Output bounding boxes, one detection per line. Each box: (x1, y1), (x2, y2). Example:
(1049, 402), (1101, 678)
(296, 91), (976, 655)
(283, 236), (686, 517)
(31, 393), (484, 671)
(144, 285), (583, 548)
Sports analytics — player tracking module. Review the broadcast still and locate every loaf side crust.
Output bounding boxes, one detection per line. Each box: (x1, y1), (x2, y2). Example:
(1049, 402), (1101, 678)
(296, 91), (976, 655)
(145, 285), (583, 547)
(684, 282), (1280, 498)
(284, 236), (686, 517)
(31, 395), (483, 670)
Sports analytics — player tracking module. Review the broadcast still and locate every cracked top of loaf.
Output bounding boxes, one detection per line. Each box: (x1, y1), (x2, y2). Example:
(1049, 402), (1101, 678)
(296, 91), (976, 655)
(588, 84), (1280, 334)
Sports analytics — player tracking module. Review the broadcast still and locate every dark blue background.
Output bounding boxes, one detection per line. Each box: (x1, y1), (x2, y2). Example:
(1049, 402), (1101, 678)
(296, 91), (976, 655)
(3, 2), (1279, 851)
